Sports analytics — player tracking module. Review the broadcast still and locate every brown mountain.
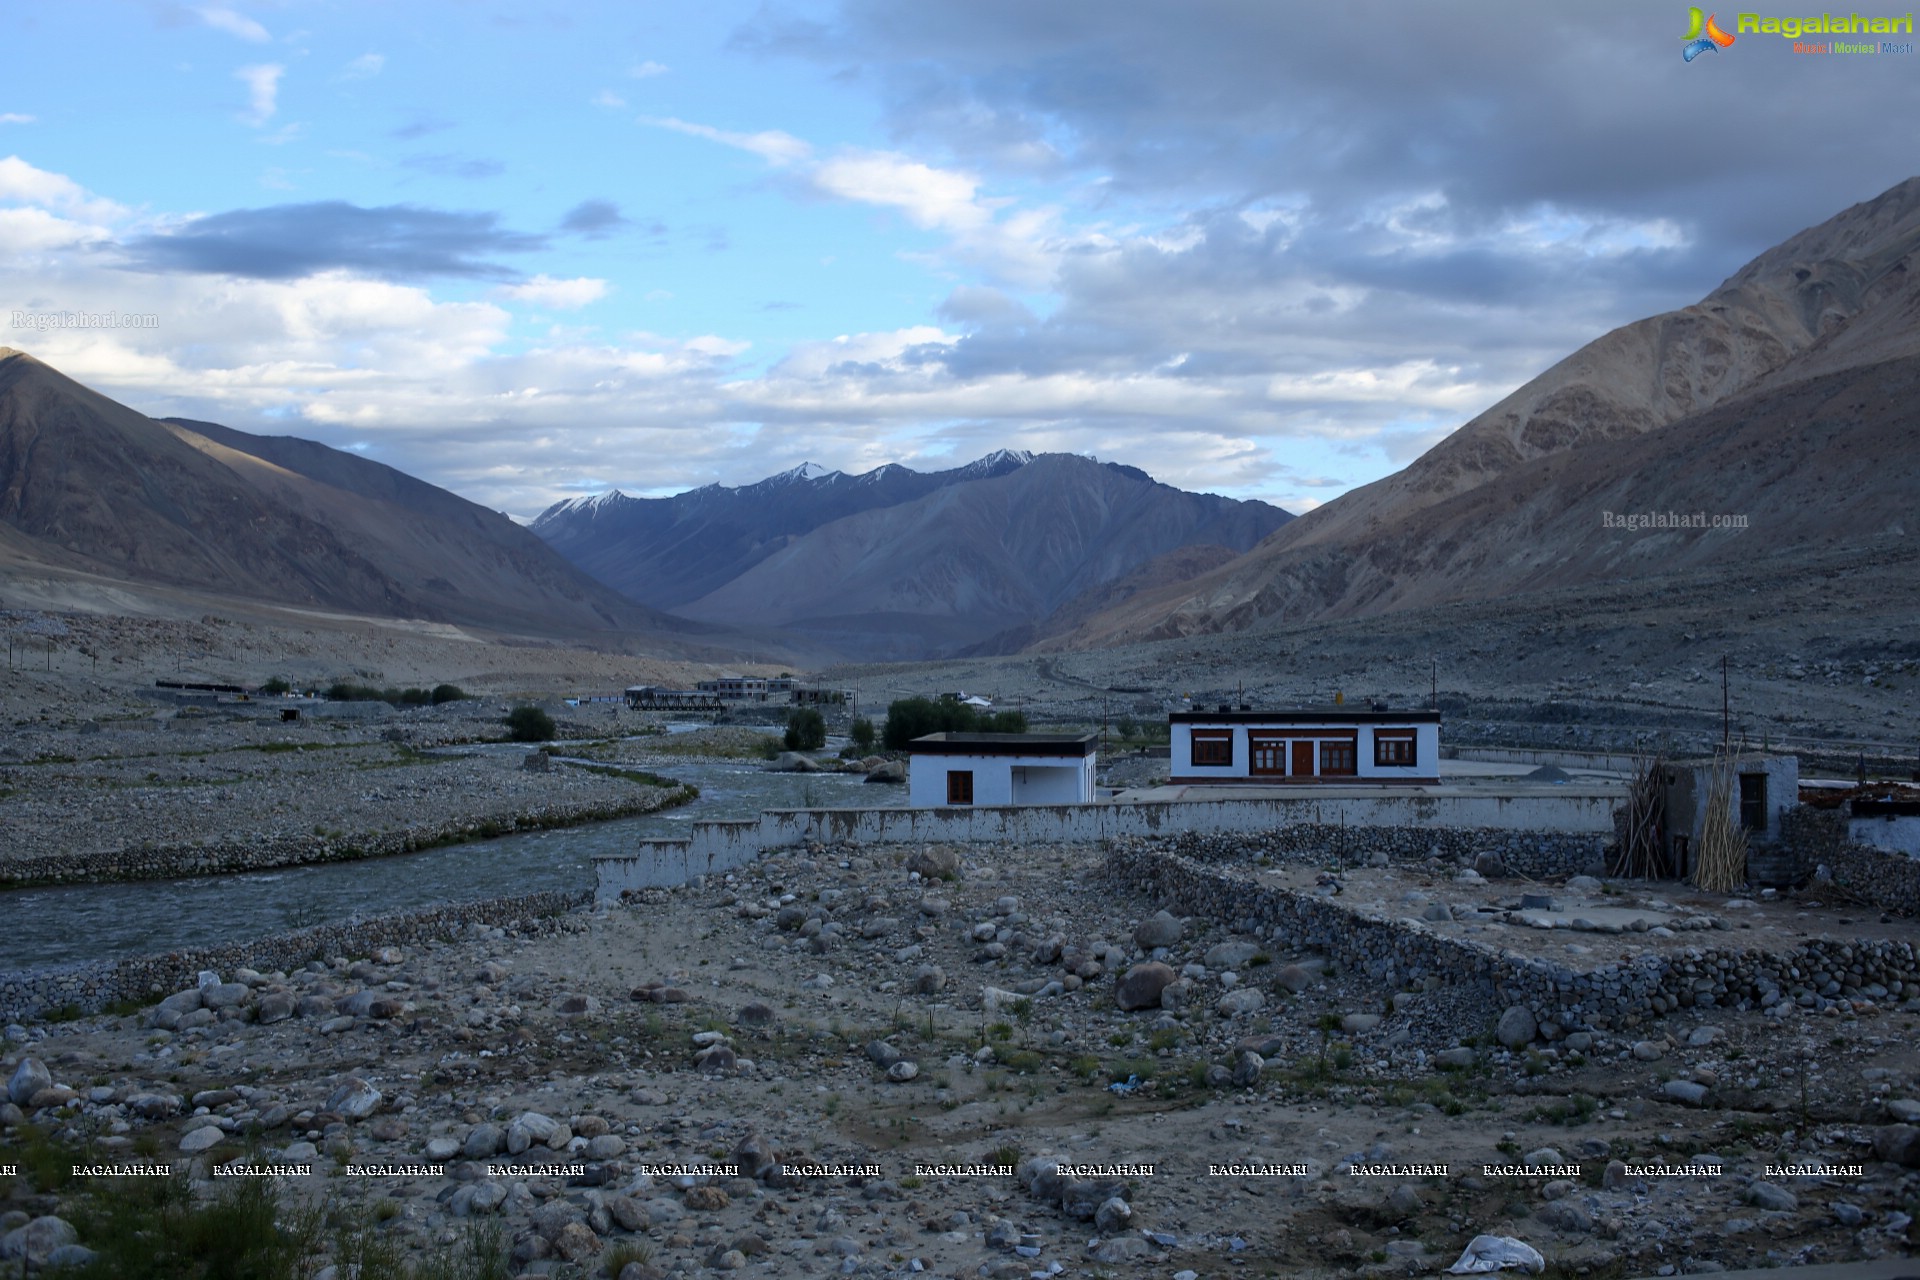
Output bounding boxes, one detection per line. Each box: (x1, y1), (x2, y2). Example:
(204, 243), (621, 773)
(1051, 176), (1920, 648)
(0, 348), (714, 643)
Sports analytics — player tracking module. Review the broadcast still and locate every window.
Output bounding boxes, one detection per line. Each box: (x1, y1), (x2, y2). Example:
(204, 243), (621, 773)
(947, 770), (974, 805)
(1249, 734), (1287, 775)
(1739, 772), (1768, 831)
(1192, 730), (1233, 767)
(1374, 732), (1417, 767)
(1320, 741), (1356, 776)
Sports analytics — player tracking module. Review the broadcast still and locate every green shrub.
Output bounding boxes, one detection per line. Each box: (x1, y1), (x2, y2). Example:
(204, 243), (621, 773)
(505, 705), (556, 742)
(849, 717), (876, 751)
(430, 683), (466, 704)
(784, 707), (826, 751)
(882, 697), (1029, 750)
(259, 676), (291, 695)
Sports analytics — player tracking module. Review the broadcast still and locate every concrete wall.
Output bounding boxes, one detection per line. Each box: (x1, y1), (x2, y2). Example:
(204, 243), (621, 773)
(594, 787), (1624, 901)
(1444, 746), (1645, 774)
(1851, 813), (1920, 857)
(907, 752), (1094, 807)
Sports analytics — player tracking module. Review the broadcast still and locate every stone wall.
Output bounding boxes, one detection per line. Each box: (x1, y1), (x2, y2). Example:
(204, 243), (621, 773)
(1781, 804), (1920, 916)
(1146, 825), (1608, 880)
(0, 890), (587, 1024)
(1104, 838), (1920, 1042)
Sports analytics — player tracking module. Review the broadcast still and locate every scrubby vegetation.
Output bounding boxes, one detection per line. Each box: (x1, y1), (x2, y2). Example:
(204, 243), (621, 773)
(784, 706), (827, 751)
(881, 696), (1028, 750)
(324, 682), (468, 707)
(504, 704), (556, 742)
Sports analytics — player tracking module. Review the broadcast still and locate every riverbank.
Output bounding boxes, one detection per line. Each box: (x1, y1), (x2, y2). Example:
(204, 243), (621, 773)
(0, 716), (697, 887)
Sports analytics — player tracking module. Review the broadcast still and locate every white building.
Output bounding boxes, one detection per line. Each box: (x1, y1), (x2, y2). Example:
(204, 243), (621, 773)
(908, 732), (1099, 807)
(1169, 708), (1441, 785)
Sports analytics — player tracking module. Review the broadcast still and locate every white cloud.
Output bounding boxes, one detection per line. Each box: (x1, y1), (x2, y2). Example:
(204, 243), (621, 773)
(592, 90), (627, 109)
(340, 53), (385, 80)
(0, 156), (128, 223)
(198, 6), (270, 43)
(812, 150), (998, 233)
(643, 117), (812, 166)
(0, 114), (34, 126)
(500, 275), (610, 310)
(235, 64), (284, 127)
(628, 61), (670, 79)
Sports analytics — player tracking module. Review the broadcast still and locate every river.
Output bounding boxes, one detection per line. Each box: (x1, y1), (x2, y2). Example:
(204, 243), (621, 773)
(0, 750), (879, 973)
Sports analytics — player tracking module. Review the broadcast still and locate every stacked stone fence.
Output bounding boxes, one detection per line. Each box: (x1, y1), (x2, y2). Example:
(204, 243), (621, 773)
(1104, 838), (1920, 1042)
(1146, 825), (1609, 880)
(0, 889), (588, 1025)
(1780, 804), (1920, 916)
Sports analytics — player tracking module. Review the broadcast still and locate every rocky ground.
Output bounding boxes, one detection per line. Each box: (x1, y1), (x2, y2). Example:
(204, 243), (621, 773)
(7, 837), (1920, 1278)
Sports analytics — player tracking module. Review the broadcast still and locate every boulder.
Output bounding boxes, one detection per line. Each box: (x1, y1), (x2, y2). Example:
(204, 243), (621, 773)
(1872, 1124), (1920, 1167)
(763, 752), (822, 773)
(1204, 941), (1262, 970)
(1217, 989), (1266, 1017)
(1275, 964), (1315, 994)
(6, 1058), (50, 1106)
(1133, 911), (1184, 950)
(1114, 962), (1177, 1011)
(864, 761), (907, 784)
(325, 1077), (382, 1120)
(1495, 1006), (1537, 1049)
(0, 1216), (76, 1266)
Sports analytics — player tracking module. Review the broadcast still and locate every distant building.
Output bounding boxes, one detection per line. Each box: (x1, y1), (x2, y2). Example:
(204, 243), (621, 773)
(1168, 707), (1442, 785)
(696, 675), (771, 701)
(908, 732), (1098, 807)
(1657, 753), (1798, 879)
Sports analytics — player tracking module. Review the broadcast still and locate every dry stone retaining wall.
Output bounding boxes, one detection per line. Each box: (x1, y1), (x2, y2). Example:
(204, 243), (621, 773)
(1105, 837), (1920, 1043)
(1144, 824), (1607, 879)
(0, 890), (587, 1024)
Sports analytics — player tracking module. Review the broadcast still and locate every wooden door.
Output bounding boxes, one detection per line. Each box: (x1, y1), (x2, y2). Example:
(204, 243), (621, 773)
(1290, 740), (1314, 777)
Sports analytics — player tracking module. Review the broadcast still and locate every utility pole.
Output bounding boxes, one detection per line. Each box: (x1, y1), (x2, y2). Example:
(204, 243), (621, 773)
(1429, 658), (1437, 711)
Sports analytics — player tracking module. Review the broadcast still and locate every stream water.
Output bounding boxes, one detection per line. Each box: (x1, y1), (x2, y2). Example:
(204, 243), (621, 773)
(0, 748), (877, 973)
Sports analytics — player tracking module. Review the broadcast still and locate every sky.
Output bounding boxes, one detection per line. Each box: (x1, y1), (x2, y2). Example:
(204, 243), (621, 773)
(2, 1), (1917, 520)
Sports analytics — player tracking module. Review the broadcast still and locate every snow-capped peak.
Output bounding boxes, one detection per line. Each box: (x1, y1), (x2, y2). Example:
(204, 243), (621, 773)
(962, 448), (1034, 475)
(768, 461), (839, 485)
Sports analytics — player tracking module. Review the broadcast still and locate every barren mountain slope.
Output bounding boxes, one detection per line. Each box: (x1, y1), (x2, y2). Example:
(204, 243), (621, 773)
(1052, 177), (1920, 647)
(0, 349), (707, 642)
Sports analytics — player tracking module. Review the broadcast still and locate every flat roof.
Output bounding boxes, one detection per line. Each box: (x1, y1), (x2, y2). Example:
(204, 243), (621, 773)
(908, 732), (1099, 758)
(1170, 708), (1442, 724)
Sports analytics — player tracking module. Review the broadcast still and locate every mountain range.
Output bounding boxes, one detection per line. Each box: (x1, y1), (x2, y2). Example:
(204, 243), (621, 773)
(4, 177), (1915, 668)
(531, 453), (1294, 660)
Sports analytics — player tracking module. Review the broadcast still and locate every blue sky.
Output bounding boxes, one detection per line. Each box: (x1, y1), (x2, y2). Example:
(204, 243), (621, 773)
(2, 1), (1916, 519)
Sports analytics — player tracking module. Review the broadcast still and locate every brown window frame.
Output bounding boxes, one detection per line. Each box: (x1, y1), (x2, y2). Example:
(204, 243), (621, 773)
(946, 769), (974, 805)
(1373, 731), (1417, 767)
(1191, 730), (1234, 767)
(1319, 741), (1357, 776)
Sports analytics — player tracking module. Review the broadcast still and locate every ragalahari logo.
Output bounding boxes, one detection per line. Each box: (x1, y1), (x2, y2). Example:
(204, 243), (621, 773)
(1683, 8), (1738, 58)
